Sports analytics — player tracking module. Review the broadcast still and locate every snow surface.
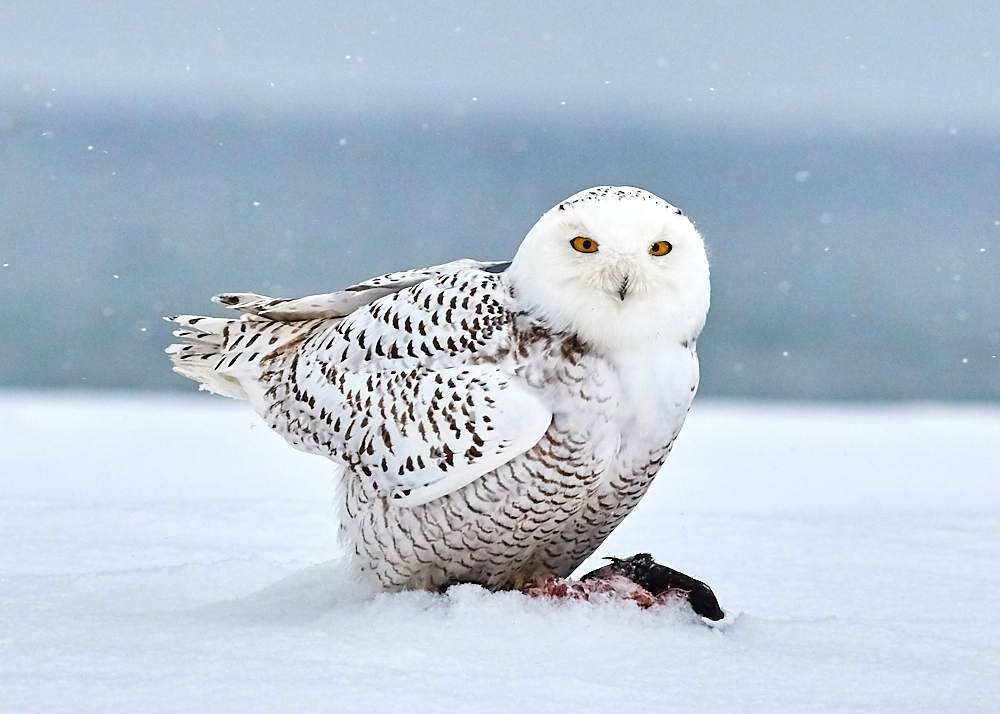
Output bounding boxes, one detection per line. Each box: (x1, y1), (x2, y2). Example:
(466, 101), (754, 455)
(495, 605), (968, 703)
(2, 393), (999, 713)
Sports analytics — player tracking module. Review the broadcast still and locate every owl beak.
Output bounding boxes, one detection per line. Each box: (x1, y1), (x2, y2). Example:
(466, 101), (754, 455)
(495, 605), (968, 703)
(618, 275), (629, 301)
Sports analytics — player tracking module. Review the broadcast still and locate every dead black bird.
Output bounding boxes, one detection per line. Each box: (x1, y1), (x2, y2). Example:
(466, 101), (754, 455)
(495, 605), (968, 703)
(579, 553), (725, 620)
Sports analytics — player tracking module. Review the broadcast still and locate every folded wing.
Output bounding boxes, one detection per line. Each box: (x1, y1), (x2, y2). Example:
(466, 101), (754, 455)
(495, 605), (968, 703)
(168, 263), (551, 506)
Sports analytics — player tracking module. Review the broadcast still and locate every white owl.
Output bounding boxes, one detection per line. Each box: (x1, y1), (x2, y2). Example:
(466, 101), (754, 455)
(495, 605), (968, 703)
(168, 186), (711, 594)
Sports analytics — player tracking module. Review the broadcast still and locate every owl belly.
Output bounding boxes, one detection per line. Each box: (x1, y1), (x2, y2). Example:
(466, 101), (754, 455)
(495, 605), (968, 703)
(343, 341), (698, 592)
(344, 413), (612, 591)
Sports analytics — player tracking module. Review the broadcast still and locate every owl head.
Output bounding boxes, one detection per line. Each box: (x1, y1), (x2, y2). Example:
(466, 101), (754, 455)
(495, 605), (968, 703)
(504, 187), (711, 351)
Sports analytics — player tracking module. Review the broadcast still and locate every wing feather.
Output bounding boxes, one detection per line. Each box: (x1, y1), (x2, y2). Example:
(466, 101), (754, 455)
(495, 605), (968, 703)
(242, 267), (551, 506)
(212, 259), (509, 321)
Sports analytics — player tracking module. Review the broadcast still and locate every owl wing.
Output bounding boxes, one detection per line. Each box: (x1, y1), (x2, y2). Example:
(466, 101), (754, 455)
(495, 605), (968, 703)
(212, 259), (510, 320)
(242, 267), (551, 507)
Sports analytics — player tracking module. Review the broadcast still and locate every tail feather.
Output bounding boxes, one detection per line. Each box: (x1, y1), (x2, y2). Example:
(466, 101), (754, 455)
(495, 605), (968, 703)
(166, 315), (249, 399)
(166, 312), (333, 401)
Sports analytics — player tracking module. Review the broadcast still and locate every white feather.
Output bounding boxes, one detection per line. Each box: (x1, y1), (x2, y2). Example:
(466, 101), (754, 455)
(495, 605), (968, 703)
(166, 186), (712, 592)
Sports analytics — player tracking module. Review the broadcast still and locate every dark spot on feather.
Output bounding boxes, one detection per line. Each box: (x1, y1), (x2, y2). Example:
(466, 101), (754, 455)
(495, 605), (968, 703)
(442, 443), (455, 466)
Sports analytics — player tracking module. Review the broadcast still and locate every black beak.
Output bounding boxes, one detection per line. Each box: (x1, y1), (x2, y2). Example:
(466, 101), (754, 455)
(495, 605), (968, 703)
(618, 276), (629, 301)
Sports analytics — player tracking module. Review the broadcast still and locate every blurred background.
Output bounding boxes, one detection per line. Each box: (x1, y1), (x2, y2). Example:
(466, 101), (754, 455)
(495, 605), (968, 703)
(1, 0), (998, 399)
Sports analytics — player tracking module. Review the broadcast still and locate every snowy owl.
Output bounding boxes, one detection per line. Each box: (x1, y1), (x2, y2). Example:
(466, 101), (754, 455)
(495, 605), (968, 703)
(168, 186), (711, 595)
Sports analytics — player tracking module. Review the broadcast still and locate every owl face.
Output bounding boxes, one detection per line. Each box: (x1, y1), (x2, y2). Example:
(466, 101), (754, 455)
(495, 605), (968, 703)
(505, 187), (711, 350)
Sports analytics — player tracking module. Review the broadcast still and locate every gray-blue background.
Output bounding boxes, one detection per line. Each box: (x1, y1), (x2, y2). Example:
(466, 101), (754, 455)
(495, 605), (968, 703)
(2, 1), (998, 399)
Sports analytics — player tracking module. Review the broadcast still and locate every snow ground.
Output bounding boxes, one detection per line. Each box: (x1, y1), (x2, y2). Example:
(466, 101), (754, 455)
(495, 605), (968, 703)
(1, 393), (999, 713)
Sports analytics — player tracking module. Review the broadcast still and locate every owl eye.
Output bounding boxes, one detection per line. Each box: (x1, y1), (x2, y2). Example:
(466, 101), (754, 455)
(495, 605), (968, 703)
(570, 236), (599, 253)
(649, 240), (672, 256)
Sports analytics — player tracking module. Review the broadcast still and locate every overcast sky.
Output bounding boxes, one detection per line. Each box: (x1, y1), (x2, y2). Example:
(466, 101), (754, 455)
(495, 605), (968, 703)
(2, 1), (999, 129)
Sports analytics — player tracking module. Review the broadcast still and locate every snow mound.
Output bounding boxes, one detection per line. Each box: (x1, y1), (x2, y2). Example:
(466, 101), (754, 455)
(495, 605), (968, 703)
(1, 393), (999, 712)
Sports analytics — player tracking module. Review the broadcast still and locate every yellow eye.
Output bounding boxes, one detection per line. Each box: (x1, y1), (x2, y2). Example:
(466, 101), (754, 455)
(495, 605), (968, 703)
(649, 240), (672, 256)
(570, 236), (599, 253)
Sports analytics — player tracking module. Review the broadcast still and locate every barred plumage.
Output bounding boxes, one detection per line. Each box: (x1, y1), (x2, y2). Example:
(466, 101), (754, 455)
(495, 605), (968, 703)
(167, 186), (711, 592)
